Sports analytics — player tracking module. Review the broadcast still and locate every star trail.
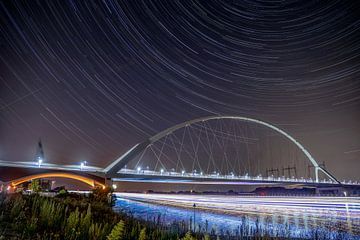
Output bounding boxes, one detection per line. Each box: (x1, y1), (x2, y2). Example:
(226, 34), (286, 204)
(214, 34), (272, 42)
(0, 0), (359, 180)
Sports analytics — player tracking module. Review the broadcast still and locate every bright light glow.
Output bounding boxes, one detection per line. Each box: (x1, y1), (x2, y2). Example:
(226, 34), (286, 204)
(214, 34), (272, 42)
(112, 184), (117, 189)
(115, 193), (359, 238)
(11, 172), (105, 188)
(116, 193), (360, 216)
(37, 157), (43, 167)
(160, 169), (164, 174)
(137, 167), (141, 172)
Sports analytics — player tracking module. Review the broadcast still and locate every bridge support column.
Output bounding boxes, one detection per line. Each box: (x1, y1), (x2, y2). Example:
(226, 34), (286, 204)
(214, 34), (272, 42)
(316, 166), (341, 184)
(105, 177), (113, 188)
(315, 167), (319, 183)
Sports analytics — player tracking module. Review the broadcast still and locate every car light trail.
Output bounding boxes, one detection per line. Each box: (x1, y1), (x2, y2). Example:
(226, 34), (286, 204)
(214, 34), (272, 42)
(115, 193), (360, 235)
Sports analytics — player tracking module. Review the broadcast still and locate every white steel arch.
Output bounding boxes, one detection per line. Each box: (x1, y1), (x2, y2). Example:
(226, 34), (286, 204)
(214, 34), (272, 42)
(105, 116), (339, 183)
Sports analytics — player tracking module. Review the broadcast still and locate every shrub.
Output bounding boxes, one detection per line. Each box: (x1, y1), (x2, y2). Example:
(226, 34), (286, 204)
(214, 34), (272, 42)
(139, 227), (147, 240)
(182, 231), (196, 240)
(107, 220), (125, 240)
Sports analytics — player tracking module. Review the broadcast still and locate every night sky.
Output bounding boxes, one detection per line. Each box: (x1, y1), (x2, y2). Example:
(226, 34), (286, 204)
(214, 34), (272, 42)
(1, 1), (359, 181)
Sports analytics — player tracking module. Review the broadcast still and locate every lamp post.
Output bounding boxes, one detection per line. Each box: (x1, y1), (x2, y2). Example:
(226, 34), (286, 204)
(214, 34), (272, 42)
(80, 161), (87, 170)
(193, 203), (196, 232)
(37, 157), (43, 167)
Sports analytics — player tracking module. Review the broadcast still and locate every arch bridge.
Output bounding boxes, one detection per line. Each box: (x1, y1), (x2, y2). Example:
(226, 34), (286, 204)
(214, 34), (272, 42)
(0, 166), (105, 190)
(1, 115), (349, 191)
(105, 115), (339, 183)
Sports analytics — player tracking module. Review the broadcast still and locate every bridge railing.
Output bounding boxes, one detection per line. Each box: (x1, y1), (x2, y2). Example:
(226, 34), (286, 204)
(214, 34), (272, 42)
(117, 168), (356, 185)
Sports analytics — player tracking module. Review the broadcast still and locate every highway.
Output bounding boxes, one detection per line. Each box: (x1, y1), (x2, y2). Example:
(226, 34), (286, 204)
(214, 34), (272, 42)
(116, 193), (360, 213)
(116, 192), (360, 235)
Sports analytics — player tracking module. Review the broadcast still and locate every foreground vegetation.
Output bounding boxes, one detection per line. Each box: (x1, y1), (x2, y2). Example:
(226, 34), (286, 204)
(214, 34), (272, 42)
(0, 189), (356, 239)
(0, 189), (206, 240)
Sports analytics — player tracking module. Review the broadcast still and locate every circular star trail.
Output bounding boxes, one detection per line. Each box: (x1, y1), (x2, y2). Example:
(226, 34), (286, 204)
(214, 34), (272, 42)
(0, 0), (359, 180)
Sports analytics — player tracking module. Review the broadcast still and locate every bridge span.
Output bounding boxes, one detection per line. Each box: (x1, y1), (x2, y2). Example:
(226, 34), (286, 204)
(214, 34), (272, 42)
(0, 163), (105, 190)
(1, 115), (359, 193)
(1, 161), (359, 193)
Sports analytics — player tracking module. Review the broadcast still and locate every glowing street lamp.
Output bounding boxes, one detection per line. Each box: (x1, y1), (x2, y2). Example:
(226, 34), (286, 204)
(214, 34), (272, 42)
(112, 184), (117, 190)
(80, 161), (87, 170)
(160, 168), (164, 174)
(37, 157), (43, 167)
(181, 170), (185, 176)
(137, 167), (141, 173)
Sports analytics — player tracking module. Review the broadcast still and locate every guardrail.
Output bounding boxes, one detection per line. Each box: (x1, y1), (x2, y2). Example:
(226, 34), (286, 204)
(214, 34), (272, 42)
(118, 168), (359, 185)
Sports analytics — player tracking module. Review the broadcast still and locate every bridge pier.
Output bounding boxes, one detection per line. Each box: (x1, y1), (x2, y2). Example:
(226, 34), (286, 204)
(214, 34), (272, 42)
(105, 177), (113, 188)
(315, 167), (319, 183)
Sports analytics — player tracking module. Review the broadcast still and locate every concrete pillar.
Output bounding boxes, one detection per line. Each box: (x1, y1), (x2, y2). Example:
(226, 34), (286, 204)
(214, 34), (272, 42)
(105, 177), (113, 188)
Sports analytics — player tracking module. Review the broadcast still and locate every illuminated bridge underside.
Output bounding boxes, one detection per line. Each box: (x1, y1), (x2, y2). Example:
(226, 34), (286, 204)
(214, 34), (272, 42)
(105, 115), (339, 183)
(11, 172), (105, 188)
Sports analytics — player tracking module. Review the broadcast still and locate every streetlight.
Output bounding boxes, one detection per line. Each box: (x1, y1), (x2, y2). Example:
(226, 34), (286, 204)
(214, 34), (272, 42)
(137, 167), (141, 173)
(181, 170), (185, 176)
(37, 157), (43, 167)
(193, 203), (196, 232)
(112, 184), (117, 190)
(80, 161), (87, 170)
(160, 168), (164, 175)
